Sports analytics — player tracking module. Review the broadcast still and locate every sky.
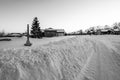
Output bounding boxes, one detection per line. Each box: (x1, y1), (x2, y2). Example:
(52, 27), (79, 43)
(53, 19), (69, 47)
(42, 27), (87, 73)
(0, 0), (120, 33)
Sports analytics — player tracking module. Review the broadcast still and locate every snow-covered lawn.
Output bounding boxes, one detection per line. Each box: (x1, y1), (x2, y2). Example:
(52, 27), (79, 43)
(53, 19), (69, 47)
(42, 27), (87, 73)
(0, 36), (74, 49)
(0, 35), (120, 80)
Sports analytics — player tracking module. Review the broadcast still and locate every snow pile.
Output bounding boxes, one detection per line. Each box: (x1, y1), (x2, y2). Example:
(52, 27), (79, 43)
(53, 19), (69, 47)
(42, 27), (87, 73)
(0, 36), (120, 80)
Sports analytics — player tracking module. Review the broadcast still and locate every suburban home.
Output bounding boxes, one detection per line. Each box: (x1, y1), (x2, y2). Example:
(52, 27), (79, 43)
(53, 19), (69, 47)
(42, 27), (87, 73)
(113, 28), (120, 35)
(56, 29), (65, 36)
(44, 28), (65, 37)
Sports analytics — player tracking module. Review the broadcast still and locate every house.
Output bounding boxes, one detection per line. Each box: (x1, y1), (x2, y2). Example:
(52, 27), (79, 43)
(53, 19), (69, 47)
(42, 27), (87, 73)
(44, 28), (65, 37)
(113, 28), (120, 35)
(56, 29), (65, 36)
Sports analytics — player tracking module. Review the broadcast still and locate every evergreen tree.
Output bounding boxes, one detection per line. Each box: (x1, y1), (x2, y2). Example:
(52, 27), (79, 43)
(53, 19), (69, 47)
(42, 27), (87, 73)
(31, 17), (42, 38)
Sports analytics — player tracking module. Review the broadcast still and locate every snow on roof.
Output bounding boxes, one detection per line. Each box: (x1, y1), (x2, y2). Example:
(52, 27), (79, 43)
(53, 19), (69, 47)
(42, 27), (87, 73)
(41, 29), (45, 32)
(101, 29), (108, 32)
(56, 29), (65, 32)
(44, 28), (65, 33)
(114, 29), (119, 31)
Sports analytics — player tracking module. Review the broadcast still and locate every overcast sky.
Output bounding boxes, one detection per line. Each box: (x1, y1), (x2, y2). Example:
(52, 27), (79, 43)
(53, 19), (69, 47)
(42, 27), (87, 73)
(0, 0), (120, 33)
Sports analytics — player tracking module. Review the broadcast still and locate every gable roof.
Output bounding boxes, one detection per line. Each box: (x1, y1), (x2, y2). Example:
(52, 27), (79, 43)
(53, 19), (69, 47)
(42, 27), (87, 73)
(56, 29), (65, 32)
(44, 28), (65, 33)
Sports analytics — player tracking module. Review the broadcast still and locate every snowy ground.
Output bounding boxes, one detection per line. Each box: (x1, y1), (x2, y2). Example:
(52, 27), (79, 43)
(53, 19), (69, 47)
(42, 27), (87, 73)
(0, 35), (120, 80)
(0, 36), (74, 49)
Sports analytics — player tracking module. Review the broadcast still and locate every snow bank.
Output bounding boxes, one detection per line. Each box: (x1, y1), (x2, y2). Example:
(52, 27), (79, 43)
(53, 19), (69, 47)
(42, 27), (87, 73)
(0, 36), (120, 80)
(0, 36), (94, 80)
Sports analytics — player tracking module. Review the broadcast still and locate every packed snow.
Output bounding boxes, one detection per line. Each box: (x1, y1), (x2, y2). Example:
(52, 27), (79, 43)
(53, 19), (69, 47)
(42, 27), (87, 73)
(0, 36), (74, 49)
(0, 35), (120, 80)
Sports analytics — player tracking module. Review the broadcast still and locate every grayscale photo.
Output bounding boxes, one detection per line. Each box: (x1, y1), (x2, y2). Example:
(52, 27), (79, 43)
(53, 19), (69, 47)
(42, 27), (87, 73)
(0, 0), (120, 80)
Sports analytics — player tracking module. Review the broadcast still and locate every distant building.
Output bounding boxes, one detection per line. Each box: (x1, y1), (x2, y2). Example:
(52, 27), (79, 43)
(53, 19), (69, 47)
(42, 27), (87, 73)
(8, 33), (23, 37)
(44, 28), (65, 37)
(56, 29), (65, 36)
(113, 28), (120, 35)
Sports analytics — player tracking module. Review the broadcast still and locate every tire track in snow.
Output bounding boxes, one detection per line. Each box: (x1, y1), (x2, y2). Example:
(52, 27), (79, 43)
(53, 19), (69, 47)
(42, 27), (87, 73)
(77, 37), (119, 80)
(83, 37), (120, 80)
(94, 41), (109, 80)
(76, 39), (102, 80)
(97, 39), (120, 80)
(94, 41), (102, 80)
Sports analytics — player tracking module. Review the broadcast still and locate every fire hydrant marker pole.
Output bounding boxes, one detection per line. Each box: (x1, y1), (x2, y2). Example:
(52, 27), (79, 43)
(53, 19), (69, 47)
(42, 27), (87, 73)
(24, 24), (32, 46)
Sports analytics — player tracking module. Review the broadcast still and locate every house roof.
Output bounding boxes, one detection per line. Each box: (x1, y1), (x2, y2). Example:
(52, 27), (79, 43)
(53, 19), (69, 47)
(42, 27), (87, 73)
(114, 29), (119, 31)
(44, 28), (65, 33)
(41, 29), (45, 32)
(56, 29), (65, 32)
(101, 29), (108, 32)
(44, 28), (54, 31)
